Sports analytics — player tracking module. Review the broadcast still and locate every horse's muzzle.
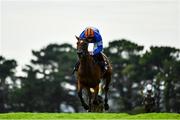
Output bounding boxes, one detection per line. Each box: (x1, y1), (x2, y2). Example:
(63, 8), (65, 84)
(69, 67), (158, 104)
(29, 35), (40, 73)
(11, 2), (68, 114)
(77, 50), (84, 58)
(77, 49), (83, 54)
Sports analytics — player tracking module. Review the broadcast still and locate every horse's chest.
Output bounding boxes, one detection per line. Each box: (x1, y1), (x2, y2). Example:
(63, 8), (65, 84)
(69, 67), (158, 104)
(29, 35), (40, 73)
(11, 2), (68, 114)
(78, 65), (101, 87)
(81, 80), (100, 88)
(78, 76), (100, 87)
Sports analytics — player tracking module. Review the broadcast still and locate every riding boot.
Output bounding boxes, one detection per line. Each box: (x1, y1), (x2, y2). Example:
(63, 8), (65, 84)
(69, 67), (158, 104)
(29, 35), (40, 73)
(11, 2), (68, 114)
(98, 61), (108, 73)
(72, 60), (80, 74)
(93, 53), (108, 73)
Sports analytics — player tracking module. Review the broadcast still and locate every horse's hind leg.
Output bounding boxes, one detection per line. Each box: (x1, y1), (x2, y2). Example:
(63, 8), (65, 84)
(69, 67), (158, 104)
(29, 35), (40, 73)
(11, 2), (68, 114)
(77, 81), (89, 110)
(104, 75), (111, 110)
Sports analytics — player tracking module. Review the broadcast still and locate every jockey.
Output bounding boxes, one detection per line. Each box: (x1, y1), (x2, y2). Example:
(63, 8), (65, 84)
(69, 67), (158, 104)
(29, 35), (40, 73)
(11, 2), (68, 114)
(73, 27), (108, 74)
(142, 83), (156, 105)
(142, 83), (156, 112)
(143, 83), (154, 97)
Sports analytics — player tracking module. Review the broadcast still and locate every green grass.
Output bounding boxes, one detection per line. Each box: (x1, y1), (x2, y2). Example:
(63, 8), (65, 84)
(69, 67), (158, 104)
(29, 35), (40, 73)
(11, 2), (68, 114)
(0, 113), (180, 119)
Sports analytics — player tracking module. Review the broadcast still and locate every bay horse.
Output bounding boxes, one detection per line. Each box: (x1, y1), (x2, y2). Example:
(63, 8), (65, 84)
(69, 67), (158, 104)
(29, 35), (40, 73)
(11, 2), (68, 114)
(75, 36), (112, 111)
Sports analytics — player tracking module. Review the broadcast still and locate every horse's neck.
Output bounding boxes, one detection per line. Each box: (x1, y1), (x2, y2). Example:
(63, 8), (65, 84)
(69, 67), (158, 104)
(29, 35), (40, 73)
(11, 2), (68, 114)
(80, 55), (93, 72)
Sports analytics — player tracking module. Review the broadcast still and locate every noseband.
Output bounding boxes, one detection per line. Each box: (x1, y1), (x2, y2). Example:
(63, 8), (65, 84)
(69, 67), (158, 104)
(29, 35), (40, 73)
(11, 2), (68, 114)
(77, 40), (89, 58)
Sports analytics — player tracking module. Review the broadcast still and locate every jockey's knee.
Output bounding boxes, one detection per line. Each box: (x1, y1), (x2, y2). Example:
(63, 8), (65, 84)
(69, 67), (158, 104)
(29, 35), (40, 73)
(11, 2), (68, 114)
(93, 53), (103, 61)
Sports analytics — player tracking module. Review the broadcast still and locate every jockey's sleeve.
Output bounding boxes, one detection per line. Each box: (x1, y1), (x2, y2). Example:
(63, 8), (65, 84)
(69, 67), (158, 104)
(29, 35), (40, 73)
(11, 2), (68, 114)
(79, 30), (86, 39)
(93, 32), (103, 55)
(93, 44), (103, 55)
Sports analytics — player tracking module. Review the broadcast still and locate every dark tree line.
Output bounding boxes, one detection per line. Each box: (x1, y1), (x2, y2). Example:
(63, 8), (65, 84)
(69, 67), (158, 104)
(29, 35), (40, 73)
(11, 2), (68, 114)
(0, 39), (180, 113)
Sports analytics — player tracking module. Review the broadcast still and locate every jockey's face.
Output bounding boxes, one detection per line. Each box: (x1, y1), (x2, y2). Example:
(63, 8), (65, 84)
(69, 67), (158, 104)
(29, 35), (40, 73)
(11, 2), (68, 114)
(87, 37), (93, 42)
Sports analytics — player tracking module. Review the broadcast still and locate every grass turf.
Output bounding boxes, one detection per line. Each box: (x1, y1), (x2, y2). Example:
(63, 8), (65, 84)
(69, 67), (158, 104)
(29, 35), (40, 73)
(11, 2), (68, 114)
(0, 113), (179, 119)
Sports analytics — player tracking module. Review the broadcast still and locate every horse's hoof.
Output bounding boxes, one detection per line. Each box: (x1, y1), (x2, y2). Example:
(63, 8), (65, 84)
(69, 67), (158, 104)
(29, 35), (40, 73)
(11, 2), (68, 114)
(83, 104), (89, 110)
(88, 110), (91, 112)
(104, 104), (109, 110)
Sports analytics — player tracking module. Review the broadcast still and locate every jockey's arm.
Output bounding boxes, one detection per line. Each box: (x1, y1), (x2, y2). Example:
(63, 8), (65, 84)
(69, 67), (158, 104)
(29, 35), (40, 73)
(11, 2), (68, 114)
(79, 31), (86, 39)
(93, 32), (103, 55)
(93, 43), (103, 55)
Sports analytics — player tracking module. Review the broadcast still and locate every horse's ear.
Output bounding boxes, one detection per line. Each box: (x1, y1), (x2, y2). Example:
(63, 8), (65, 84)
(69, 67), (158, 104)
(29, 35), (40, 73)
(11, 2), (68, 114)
(75, 35), (79, 41)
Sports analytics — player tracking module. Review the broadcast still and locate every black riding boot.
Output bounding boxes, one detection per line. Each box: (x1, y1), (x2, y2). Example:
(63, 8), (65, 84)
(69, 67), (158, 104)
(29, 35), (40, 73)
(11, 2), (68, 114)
(72, 60), (80, 74)
(93, 54), (108, 73)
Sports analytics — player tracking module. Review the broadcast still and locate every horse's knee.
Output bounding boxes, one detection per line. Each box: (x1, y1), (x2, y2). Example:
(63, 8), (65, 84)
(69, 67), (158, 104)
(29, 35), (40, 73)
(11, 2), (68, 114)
(78, 91), (82, 98)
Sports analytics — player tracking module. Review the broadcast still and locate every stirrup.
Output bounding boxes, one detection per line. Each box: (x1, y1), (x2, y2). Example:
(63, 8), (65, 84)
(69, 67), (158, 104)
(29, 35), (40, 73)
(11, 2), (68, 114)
(72, 67), (78, 74)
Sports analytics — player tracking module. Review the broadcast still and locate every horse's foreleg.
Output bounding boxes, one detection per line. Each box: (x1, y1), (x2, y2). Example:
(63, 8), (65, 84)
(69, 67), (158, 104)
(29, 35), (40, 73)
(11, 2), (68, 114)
(104, 76), (111, 110)
(93, 85), (99, 105)
(87, 88), (92, 112)
(77, 81), (89, 110)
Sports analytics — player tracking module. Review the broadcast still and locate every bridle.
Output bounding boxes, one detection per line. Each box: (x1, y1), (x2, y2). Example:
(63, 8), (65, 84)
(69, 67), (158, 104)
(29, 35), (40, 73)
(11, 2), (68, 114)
(77, 39), (89, 58)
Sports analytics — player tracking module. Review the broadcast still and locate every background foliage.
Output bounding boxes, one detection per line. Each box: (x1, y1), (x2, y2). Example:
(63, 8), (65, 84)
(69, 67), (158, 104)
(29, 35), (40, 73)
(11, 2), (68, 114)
(0, 39), (180, 113)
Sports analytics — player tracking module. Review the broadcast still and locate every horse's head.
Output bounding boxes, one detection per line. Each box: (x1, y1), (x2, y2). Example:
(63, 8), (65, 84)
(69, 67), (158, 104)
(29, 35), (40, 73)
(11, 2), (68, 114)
(75, 36), (89, 58)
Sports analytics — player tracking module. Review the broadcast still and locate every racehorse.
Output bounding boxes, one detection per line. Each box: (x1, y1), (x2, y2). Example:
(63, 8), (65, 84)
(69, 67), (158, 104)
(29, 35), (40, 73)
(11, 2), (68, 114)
(142, 83), (156, 113)
(75, 36), (112, 111)
(143, 93), (156, 112)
